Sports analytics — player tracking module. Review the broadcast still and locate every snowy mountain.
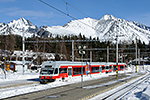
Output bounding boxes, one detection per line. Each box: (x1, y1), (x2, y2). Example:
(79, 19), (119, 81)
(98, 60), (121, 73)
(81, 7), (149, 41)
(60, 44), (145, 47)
(94, 15), (150, 44)
(40, 15), (150, 44)
(42, 17), (98, 38)
(0, 18), (38, 37)
(0, 15), (150, 44)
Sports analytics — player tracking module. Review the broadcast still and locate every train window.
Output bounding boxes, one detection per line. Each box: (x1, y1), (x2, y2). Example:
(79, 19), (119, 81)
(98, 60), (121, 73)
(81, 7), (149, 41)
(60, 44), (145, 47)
(105, 66), (109, 69)
(40, 68), (54, 75)
(120, 66), (124, 69)
(113, 66), (116, 70)
(73, 67), (85, 75)
(64, 68), (67, 73)
(59, 68), (67, 73)
(48, 69), (54, 74)
(109, 66), (112, 69)
(54, 68), (58, 74)
(91, 67), (99, 73)
(102, 66), (105, 70)
(40, 69), (48, 75)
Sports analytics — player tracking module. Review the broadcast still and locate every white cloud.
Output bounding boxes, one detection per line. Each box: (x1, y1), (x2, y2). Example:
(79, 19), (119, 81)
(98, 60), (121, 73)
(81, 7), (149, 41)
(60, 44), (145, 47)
(0, 0), (15, 2)
(0, 10), (3, 12)
(6, 9), (54, 18)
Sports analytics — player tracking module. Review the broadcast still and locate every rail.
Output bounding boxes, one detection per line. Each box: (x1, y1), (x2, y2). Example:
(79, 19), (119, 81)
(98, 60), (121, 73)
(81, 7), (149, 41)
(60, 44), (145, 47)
(90, 71), (150, 100)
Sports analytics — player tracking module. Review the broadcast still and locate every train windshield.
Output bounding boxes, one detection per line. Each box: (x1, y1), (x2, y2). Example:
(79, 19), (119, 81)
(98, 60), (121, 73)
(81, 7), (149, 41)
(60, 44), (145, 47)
(40, 68), (54, 75)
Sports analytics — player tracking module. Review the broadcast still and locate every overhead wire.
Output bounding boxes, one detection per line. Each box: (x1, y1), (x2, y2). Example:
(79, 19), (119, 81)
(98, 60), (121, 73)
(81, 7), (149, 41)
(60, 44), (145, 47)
(65, 1), (69, 15)
(62, 0), (89, 17)
(39, 0), (69, 17)
(39, 0), (98, 31)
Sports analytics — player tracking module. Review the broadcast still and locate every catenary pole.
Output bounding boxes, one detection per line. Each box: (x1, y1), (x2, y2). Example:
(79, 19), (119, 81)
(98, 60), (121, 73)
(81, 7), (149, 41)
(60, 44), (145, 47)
(116, 21), (118, 78)
(22, 28), (25, 75)
(72, 40), (74, 62)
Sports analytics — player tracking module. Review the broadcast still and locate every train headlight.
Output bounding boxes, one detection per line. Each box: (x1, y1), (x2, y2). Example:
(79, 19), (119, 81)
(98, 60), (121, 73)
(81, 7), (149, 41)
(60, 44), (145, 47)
(49, 76), (52, 78)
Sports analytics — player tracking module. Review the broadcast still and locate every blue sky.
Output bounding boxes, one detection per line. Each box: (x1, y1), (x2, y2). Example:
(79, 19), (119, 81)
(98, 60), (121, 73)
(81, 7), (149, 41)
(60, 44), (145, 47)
(0, 0), (150, 27)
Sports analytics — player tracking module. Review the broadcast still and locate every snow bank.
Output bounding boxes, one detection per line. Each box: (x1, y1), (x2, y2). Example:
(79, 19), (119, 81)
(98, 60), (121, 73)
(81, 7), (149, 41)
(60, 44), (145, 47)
(142, 86), (150, 100)
(0, 68), (4, 74)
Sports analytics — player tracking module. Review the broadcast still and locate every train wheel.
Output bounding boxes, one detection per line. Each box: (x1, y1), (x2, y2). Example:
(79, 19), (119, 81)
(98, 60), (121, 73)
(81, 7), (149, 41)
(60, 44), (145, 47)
(40, 79), (47, 84)
(51, 79), (56, 82)
(62, 78), (65, 81)
(40, 81), (44, 84)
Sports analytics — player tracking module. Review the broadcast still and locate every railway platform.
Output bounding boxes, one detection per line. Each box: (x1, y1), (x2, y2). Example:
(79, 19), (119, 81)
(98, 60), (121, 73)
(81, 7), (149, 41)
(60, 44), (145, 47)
(4, 71), (146, 100)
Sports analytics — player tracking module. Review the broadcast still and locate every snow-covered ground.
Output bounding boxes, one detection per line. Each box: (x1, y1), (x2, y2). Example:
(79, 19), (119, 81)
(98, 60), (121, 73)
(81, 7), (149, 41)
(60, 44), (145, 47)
(0, 65), (150, 99)
(119, 74), (150, 100)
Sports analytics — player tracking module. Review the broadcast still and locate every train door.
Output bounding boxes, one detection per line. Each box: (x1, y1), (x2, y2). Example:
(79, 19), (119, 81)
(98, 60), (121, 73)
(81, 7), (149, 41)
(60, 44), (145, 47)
(100, 66), (101, 73)
(68, 67), (72, 78)
(101, 65), (105, 73)
(113, 65), (116, 72)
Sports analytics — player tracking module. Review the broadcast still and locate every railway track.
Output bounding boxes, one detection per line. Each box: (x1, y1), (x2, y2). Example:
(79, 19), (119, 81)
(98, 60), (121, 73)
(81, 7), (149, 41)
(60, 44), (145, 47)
(2, 75), (118, 100)
(89, 71), (150, 100)
(0, 81), (39, 89)
(3, 72), (146, 100)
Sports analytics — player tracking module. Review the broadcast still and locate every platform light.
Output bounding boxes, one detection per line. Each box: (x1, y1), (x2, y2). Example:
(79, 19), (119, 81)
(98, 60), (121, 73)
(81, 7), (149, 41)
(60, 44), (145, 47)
(78, 45), (82, 49)
(77, 44), (86, 88)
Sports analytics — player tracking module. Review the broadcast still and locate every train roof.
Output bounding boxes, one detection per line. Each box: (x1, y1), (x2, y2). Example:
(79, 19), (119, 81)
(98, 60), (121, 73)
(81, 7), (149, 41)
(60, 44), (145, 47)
(41, 61), (86, 68)
(41, 61), (126, 68)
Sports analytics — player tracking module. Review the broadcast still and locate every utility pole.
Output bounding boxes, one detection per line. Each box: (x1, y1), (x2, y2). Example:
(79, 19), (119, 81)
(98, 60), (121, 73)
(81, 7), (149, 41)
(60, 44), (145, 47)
(22, 28), (25, 75)
(72, 40), (74, 62)
(138, 49), (140, 65)
(90, 51), (92, 62)
(115, 21), (119, 79)
(135, 38), (137, 64)
(116, 35), (118, 78)
(135, 37), (137, 73)
(107, 46), (109, 62)
(4, 45), (6, 79)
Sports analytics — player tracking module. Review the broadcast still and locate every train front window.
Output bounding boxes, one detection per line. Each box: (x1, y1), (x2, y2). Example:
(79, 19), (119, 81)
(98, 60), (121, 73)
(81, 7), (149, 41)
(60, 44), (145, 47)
(40, 68), (54, 75)
(40, 70), (47, 75)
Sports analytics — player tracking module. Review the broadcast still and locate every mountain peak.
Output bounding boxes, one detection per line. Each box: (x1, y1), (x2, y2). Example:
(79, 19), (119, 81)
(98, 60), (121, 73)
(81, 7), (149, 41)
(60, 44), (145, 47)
(0, 17), (38, 37)
(101, 14), (116, 20)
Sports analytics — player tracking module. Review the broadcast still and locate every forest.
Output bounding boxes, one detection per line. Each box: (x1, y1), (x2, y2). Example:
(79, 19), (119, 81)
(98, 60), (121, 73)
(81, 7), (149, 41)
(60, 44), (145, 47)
(0, 33), (150, 62)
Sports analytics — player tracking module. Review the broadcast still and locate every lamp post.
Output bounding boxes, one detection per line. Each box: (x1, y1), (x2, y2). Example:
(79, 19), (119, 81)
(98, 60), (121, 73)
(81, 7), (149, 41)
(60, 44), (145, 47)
(100, 57), (103, 62)
(122, 54), (127, 63)
(77, 44), (86, 88)
(3, 55), (6, 79)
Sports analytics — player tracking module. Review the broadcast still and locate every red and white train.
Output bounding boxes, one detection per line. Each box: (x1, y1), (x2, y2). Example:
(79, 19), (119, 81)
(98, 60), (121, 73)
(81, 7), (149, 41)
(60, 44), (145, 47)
(39, 61), (127, 83)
